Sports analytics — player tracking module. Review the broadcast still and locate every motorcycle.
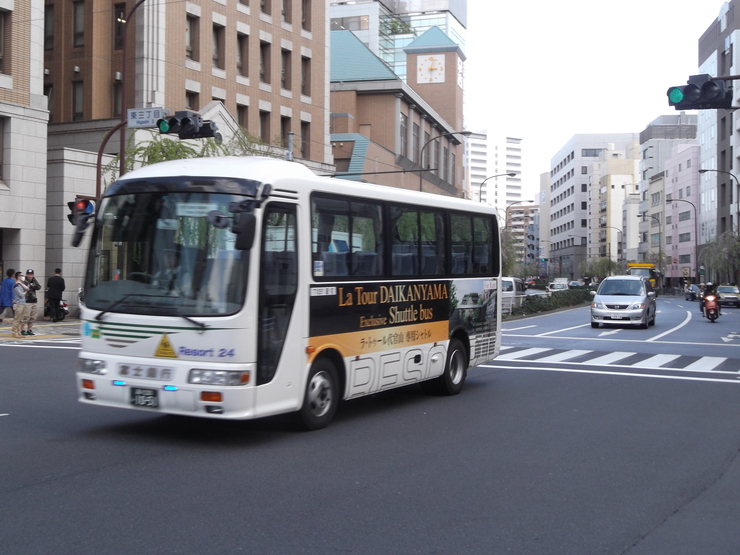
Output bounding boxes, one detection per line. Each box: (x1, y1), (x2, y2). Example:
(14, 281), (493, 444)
(704, 294), (720, 323)
(44, 297), (70, 322)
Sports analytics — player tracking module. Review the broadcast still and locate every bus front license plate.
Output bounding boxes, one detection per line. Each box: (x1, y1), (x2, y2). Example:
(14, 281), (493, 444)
(131, 387), (159, 408)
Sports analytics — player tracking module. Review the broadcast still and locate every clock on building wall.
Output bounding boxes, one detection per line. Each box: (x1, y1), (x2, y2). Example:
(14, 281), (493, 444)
(417, 54), (445, 83)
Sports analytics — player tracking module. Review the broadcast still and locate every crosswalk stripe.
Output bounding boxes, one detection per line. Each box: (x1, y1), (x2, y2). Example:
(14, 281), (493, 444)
(683, 357), (727, 371)
(535, 349), (592, 363)
(631, 354), (681, 368)
(579, 351), (636, 365)
(497, 347), (550, 360)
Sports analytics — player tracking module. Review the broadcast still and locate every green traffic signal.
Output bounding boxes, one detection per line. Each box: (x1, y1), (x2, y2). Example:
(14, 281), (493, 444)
(158, 119), (170, 133)
(668, 87), (684, 104)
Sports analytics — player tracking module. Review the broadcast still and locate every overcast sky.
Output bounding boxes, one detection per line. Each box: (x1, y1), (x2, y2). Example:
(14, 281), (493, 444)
(463, 0), (726, 200)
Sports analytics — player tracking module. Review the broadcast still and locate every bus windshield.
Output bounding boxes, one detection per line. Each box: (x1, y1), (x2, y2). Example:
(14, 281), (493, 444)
(84, 189), (249, 317)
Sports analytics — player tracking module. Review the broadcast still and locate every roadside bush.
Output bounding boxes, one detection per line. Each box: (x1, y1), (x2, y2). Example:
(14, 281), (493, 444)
(509, 289), (592, 317)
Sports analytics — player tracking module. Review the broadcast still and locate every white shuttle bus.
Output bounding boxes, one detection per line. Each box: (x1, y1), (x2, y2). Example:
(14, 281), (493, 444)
(75, 157), (502, 429)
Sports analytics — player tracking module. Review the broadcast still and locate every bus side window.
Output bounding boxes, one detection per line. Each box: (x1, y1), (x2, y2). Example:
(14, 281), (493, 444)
(450, 213), (472, 275)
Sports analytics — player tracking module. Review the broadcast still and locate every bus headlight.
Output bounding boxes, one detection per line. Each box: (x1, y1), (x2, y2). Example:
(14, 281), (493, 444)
(78, 358), (107, 374)
(189, 369), (251, 386)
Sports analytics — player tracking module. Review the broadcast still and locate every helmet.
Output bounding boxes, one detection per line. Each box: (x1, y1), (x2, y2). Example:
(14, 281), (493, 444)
(706, 282), (713, 288)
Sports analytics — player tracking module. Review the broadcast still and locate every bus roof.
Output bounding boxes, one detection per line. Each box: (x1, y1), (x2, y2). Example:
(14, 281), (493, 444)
(111, 156), (497, 216)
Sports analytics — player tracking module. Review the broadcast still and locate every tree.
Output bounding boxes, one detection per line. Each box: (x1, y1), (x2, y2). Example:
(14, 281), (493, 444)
(102, 127), (287, 186)
(699, 230), (740, 284)
(501, 228), (519, 277)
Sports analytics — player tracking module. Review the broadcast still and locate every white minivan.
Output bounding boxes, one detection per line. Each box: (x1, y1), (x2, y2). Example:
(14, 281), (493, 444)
(501, 277), (527, 312)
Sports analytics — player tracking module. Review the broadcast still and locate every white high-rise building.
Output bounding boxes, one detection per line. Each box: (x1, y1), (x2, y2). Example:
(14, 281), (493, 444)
(465, 134), (524, 210)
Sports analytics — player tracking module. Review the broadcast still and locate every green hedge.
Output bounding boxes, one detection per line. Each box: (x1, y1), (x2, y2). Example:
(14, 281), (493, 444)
(509, 289), (593, 317)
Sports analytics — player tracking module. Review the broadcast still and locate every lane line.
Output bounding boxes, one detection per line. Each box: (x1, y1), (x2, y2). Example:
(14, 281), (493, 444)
(646, 310), (692, 342)
(502, 325), (537, 331)
(536, 323), (591, 336)
(480, 363), (740, 385)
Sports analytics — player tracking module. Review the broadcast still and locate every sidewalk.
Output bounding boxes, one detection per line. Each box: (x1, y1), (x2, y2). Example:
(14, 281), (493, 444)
(0, 316), (81, 341)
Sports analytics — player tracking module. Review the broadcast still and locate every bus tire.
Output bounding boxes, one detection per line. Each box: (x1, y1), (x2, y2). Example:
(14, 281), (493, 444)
(294, 358), (339, 431)
(425, 338), (467, 396)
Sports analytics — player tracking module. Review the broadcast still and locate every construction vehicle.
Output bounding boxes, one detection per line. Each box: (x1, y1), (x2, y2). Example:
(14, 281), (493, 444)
(626, 263), (660, 288)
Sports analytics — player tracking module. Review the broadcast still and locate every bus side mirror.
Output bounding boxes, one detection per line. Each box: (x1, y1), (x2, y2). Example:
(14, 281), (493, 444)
(233, 213), (256, 250)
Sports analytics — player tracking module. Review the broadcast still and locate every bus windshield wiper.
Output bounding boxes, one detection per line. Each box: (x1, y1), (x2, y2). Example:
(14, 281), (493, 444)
(95, 293), (207, 331)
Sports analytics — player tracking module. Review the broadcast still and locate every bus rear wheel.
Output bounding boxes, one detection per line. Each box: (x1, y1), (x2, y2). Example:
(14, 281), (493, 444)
(424, 338), (467, 396)
(294, 358), (339, 431)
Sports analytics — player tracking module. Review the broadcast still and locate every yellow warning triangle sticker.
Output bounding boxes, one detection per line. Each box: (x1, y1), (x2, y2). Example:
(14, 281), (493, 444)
(154, 334), (178, 358)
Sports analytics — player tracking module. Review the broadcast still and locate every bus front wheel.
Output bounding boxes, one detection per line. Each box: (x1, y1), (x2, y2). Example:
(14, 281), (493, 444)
(424, 338), (467, 396)
(294, 358), (339, 431)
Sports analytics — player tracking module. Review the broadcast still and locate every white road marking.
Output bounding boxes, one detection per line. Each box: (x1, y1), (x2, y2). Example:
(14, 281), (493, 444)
(583, 351), (637, 365)
(536, 323), (591, 336)
(631, 354), (681, 368)
(496, 348), (550, 360)
(480, 364), (740, 385)
(535, 349), (592, 363)
(502, 325), (537, 331)
(647, 310), (691, 342)
(683, 357), (727, 371)
(598, 329), (623, 337)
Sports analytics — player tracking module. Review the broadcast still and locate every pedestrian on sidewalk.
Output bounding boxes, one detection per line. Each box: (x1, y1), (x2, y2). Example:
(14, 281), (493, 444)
(46, 268), (66, 322)
(0, 268), (14, 323)
(23, 269), (41, 336)
(12, 272), (28, 339)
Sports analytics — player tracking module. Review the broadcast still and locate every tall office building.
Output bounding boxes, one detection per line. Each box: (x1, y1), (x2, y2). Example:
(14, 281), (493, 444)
(547, 133), (636, 280)
(466, 134), (524, 208)
(0, 0), (49, 279)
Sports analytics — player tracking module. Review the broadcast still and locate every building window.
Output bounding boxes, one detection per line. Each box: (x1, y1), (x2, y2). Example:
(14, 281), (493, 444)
(582, 148), (602, 157)
(281, 49), (291, 90)
(280, 116), (291, 147)
(581, 166), (587, 174)
(301, 0), (311, 31)
(282, 0), (292, 23)
(237, 105), (248, 129)
(399, 113), (407, 158)
(237, 33), (248, 77)
(114, 3), (125, 50)
(450, 152), (456, 185)
(301, 121), (310, 159)
(44, 4), (54, 51)
(73, 1), (84, 47)
(423, 131), (430, 168)
(651, 233), (661, 247)
(186, 16), (199, 61)
(581, 219), (587, 227)
(442, 144), (448, 181)
(678, 211), (691, 222)
(0, 118), (5, 181)
(651, 192), (661, 206)
(666, 236), (672, 245)
(260, 110), (270, 142)
(112, 82), (122, 117)
(212, 24), (224, 69)
(261, 0), (271, 16)
(72, 81), (84, 121)
(260, 41), (271, 83)
(301, 56), (311, 95)
(679, 254), (691, 263)
(678, 233), (691, 243)
(581, 183), (587, 192)
(186, 91), (199, 110)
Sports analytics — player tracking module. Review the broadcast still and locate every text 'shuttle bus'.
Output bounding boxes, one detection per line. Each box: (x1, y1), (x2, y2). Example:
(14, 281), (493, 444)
(75, 157), (502, 429)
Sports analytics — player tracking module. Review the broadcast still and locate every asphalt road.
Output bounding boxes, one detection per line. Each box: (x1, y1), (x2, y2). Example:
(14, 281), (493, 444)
(2, 299), (740, 554)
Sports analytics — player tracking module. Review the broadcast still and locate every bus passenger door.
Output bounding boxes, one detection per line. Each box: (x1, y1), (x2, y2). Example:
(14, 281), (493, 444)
(257, 205), (298, 388)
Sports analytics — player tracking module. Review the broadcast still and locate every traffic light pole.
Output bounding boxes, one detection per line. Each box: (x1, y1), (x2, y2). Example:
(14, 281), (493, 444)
(119, 0), (148, 178)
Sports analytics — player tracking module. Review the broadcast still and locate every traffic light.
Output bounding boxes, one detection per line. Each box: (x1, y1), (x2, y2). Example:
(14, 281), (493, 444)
(540, 258), (548, 262)
(67, 198), (94, 226)
(156, 110), (222, 142)
(667, 74), (733, 110)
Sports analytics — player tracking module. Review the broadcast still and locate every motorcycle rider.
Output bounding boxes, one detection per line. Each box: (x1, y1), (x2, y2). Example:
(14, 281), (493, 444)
(700, 282), (721, 317)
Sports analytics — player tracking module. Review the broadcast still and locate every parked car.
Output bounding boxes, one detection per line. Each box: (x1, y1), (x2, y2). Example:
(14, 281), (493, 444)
(568, 281), (583, 289)
(590, 275), (656, 329)
(717, 285), (740, 308)
(685, 284), (700, 301)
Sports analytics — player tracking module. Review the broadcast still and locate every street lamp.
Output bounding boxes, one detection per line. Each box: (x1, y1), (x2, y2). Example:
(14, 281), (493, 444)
(602, 225), (623, 275)
(666, 197), (698, 283)
(418, 130), (472, 191)
(639, 212), (664, 283)
(476, 172), (517, 203)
